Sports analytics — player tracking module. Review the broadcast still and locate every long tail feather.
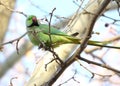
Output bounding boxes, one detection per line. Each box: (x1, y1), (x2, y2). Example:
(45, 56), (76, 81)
(88, 40), (120, 49)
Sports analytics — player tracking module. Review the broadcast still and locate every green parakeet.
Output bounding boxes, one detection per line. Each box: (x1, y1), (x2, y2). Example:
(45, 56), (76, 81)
(26, 15), (119, 49)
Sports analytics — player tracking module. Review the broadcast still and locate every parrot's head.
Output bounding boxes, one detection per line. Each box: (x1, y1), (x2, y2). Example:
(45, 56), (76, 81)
(26, 15), (39, 27)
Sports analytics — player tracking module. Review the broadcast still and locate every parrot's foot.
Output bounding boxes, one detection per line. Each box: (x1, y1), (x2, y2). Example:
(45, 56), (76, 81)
(38, 42), (48, 50)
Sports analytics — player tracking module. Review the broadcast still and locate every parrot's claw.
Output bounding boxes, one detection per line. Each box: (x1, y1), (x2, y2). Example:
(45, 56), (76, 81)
(38, 42), (46, 49)
(38, 42), (51, 51)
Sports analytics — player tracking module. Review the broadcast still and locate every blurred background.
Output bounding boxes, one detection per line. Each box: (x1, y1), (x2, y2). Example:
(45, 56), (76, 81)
(0, 0), (120, 86)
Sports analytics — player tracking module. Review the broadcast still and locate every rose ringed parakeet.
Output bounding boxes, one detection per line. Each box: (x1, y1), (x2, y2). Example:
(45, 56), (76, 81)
(26, 15), (83, 48)
(26, 15), (120, 49)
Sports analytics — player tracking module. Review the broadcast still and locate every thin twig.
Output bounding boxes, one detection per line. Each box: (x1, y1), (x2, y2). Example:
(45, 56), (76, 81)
(0, 32), (27, 47)
(45, 49), (64, 71)
(45, 8), (63, 68)
(0, 32), (27, 54)
(77, 56), (120, 73)
(58, 70), (80, 86)
(48, 7), (56, 50)
(77, 58), (113, 78)
(9, 77), (18, 86)
(82, 7), (120, 25)
(0, 1), (27, 17)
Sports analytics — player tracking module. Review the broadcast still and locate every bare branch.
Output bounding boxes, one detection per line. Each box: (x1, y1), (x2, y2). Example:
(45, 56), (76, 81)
(77, 56), (120, 73)
(58, 71), (80, 86)
(0, 32), (27, 54)
(9, 77), (18, 86)
(0, 1), (27, 17)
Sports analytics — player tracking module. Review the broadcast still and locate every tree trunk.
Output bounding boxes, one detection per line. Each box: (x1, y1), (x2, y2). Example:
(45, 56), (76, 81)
(0, 0), (15, 42)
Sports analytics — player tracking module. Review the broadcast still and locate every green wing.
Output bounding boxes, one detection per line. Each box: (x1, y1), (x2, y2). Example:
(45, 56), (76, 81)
(39, 24), (68, 36)
(37, 24), (81, 47)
